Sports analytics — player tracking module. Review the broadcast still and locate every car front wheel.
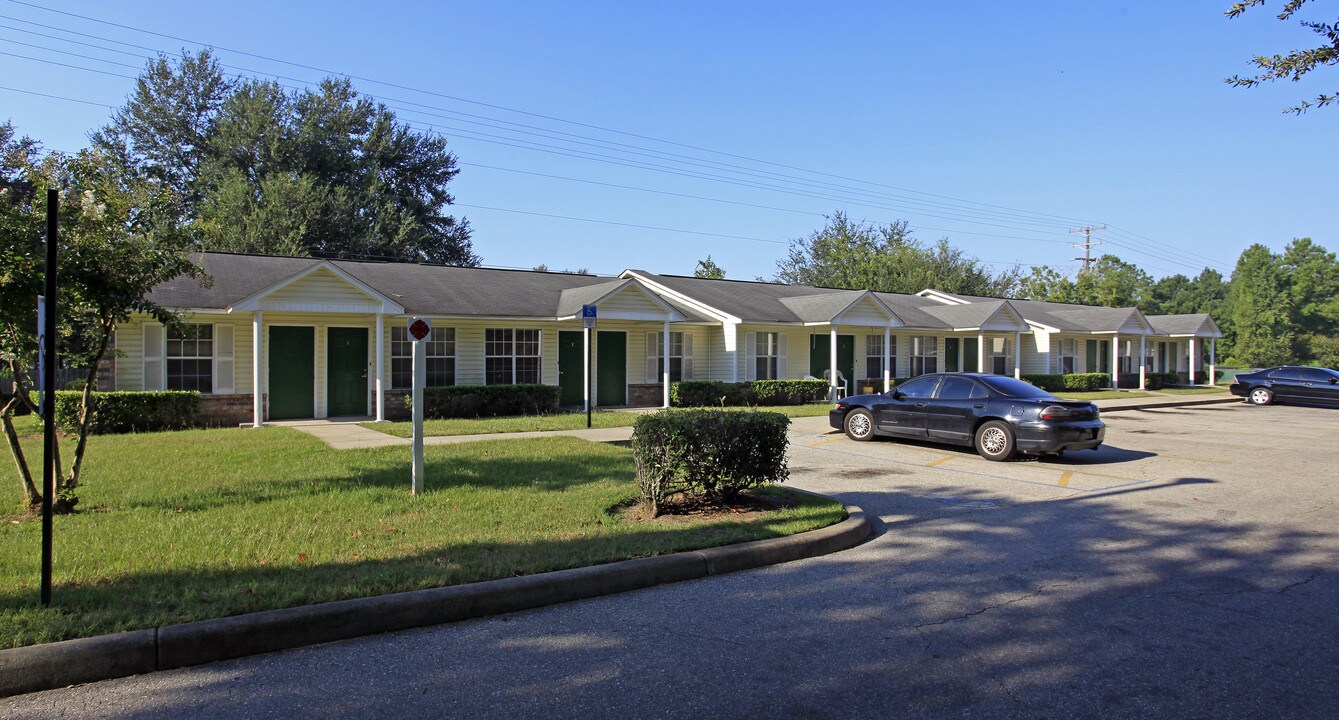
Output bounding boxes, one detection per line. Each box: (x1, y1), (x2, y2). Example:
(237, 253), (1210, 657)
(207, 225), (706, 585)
(844, 409), (875, 441)
(974, 420), (1016, 461)
(1248, 387), (1273, 406)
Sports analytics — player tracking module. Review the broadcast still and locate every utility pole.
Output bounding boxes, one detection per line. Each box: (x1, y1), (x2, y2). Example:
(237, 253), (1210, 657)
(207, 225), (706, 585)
(1069, 225), (1106, 274)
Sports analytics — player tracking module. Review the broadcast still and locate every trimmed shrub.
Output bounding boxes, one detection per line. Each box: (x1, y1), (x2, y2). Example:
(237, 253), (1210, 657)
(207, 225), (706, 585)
(1021, 374), (1065, 392)
(632, 409), (790, 516)
(413, 384), (561, 419)
(54, 390), (201, 434)
(671, 381), (750, 407)
(749, 379), (829, 405)
(670, 379), (830, 407)
(1060, 373), (1111, 392)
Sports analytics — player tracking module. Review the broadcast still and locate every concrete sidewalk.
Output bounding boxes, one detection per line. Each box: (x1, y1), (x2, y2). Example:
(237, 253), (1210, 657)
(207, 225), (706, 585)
(282, 392), (1241, 450)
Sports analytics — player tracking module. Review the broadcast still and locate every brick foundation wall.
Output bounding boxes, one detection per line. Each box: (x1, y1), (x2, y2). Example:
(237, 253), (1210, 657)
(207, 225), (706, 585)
(626, 383), (664, 408)
(384, 389), (411, 420)
(198, 393), (264, 427)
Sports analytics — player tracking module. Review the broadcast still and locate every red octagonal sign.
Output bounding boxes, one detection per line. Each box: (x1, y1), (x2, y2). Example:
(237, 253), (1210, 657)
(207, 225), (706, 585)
(408, 318), (431, 341)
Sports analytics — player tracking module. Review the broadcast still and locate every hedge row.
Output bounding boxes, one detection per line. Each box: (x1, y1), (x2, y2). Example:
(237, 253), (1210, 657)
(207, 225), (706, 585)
(632, 409), (790, 516)
(1019, 373), (1114, 392)
(670, 379), (830, 407)
(1115, 372), (1181, 390)
(53, 390), (201, 434)
(410, 384), (561, 419)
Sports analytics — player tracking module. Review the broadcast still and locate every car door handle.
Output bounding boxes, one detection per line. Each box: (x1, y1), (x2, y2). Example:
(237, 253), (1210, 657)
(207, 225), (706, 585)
(915, 403), (927, 408)
(973, 404), (985, 409)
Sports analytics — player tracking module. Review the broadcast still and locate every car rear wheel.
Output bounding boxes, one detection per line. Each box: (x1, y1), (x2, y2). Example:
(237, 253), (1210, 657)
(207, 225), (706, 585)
(844, 409), (874, 441)
(974, 420), (1016, 461)
(1248, 387), (1273, 406)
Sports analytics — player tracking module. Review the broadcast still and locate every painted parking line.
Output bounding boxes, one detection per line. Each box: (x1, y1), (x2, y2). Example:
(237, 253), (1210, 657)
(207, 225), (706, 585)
(926, 455), (957, 467)
(1057, 471), (1073, 487)
(807, 436), (846, 448)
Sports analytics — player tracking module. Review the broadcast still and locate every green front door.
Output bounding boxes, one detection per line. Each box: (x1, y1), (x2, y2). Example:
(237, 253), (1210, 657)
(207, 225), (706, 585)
(809, 334), (855, 387)
(963, 338), (979, 373)
(558, 331), (584, 406)
(944, 338), (960, 372)
(269, 326), (314, 419)
(1087, 339), (1110, 373)
(327, 327), (368, 417)
(596, 331), (626, 406)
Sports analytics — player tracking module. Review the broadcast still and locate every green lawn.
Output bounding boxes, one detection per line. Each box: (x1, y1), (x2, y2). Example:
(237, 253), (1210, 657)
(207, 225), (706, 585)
(1157, 386), (1230, 395)
(0, 424), (844, 648)
(361, 404), (834, 438)
(1053, 390), (1155, 401)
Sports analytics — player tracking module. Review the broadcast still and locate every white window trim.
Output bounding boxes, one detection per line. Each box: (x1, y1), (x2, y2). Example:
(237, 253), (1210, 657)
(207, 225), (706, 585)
(391, 325), (456, 390)
(486, 328), (542, 385)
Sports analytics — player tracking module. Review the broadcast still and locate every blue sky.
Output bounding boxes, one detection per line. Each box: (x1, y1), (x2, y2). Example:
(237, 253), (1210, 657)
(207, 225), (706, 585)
(2, 0), (1335, 281)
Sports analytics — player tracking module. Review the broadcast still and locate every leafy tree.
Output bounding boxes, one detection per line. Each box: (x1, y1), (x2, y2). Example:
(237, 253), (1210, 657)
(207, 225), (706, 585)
(531, 264), (591, 274)
(89, 50), (232, 214)
(1, 146), (203, 511)
(694, 255), (726, 279)
(1280, 237), (1339, 336)
(1020, 255), (1154, 309)
(1225, 0), (1339, 114)
(96, 54), (477, 265)
(1228, 244), (1298, 366)
(776, 212), (1019, 296)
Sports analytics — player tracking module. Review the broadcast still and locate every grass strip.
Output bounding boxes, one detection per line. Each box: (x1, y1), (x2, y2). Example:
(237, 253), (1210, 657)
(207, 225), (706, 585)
(1, 427), (843, 648)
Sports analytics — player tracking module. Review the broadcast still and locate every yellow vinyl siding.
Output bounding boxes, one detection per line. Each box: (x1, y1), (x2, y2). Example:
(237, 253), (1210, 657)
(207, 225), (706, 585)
(262, 268), (380, 311)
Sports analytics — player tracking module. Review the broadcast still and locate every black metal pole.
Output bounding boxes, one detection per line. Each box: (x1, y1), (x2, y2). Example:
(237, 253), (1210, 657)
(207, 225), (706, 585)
(41, 189), (57, 607)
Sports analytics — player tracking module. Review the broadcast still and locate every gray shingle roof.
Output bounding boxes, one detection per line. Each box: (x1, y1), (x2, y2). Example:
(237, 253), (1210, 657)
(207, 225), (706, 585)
(778, 290), (872, 322)
(146, 253), (1217, 335)
(1147, 314), (1221, 337)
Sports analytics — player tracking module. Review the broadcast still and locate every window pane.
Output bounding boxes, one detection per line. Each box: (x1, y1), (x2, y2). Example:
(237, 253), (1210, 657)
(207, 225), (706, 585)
(515, 357), (540, 384)
(866, 358), (882, 379)
(898, 377), (939, 397)
(486, 357), (513, 385)
(939, 377), (975, 399)
(391, 358), (412, 389)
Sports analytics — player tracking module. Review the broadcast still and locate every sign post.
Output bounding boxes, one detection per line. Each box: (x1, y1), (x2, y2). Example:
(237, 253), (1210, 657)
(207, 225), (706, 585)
(36, 295), (45, 419)
(41, 189), (57, 607)
(582, 305), (596, 428)
(408, 317), (431, 495)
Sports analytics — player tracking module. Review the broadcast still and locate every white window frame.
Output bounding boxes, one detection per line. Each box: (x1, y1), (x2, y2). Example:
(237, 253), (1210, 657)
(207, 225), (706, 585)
(391, 325), (456, 389)
(486, 328), (542, 385)
(166, 323), (214, 393)
(911, 335), (938, 376)
(989, 336), (1010, 376)
(1060, 338), (1077, 374)
(745, 331), (786, 380)
(646, 331), (693, 383)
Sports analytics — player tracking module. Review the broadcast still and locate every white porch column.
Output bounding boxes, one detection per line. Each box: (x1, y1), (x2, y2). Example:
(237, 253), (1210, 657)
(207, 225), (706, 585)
(882, 326), (891, 392)
(1139, 335), (1147, 390)
(252, 311), (264, 427)
(977, 332), (986, 374)
(1194, 337), (1205, 385)
(583, 327), (590, 413)
(1013, 331), (1022, 379)
(662, 319), (671, 408)
(829, 326), (839, 400)
(374, 314), (385, 422)
(1209, 338), (1217, 386)
(1111, 336), (1119, 389)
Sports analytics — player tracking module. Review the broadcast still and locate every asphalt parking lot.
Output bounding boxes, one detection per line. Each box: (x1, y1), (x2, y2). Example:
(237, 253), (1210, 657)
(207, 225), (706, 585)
(1, 401), (1335, 719)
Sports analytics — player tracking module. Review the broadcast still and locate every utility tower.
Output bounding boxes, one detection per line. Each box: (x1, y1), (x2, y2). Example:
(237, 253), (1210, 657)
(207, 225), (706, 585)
(1070, 225), (1106, 273)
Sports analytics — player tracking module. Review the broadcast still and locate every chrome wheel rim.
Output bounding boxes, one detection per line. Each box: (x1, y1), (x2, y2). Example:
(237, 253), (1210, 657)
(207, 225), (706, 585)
(980, 427), (1008, 455)
(848, 413), (871, 438)
(1250, 389), (1269, 404)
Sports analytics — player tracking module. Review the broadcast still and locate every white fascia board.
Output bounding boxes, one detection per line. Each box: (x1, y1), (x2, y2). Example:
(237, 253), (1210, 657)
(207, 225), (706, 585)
(619, 271), (737, 323)
(915, 289), (971, 306)
(1026, 320), (1061, 333)
(231, 260), (404, 314)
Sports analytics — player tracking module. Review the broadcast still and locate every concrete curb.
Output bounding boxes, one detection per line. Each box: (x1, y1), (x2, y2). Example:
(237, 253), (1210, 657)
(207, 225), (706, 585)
(1097, 396), (1241, 413)
(0, 504), (870, 698)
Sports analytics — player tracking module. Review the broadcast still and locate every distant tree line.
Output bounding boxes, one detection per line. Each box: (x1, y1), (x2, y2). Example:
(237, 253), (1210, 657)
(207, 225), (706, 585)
(776, 214), (1339, 368)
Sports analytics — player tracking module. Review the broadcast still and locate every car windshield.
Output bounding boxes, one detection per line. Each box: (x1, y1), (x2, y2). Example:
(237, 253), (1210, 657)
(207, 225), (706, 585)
(978, 375), (1052, 398)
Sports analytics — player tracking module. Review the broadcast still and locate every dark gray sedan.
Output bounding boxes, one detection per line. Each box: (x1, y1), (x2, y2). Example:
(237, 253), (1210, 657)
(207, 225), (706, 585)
(1230, 366), (1339, 407)
(828, 373), (1104, 461)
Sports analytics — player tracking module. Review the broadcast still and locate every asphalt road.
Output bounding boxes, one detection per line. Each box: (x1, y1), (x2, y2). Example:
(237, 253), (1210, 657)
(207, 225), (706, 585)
(3, 402), (1336, 719)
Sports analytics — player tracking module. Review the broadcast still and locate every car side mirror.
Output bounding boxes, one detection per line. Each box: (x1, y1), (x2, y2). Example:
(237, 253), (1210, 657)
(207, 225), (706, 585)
(891, 390), (905, 400)
(1331, 377), (1337, 385)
